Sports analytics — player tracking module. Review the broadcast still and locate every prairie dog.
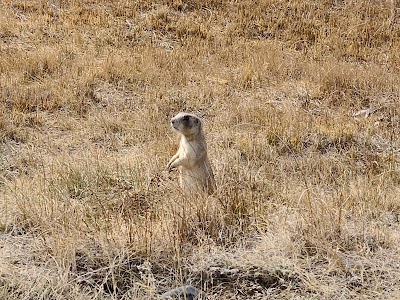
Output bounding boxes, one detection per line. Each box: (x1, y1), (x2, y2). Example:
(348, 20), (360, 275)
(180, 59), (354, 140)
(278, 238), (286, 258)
(166, 112), (216, 195)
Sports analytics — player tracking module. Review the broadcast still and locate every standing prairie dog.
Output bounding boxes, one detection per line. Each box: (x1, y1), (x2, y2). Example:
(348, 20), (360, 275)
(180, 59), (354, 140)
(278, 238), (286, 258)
(166, 112), (216, 195)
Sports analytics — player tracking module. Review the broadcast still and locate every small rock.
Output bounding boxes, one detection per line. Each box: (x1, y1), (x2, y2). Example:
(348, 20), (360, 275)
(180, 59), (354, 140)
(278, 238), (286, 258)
(161, 285), (204, 300)
(206, 77), (228, 85)
(353, 108), (371, 118)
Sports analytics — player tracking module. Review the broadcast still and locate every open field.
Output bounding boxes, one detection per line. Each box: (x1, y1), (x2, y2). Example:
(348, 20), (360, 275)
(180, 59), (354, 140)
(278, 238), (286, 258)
(1, 0), (400, 299)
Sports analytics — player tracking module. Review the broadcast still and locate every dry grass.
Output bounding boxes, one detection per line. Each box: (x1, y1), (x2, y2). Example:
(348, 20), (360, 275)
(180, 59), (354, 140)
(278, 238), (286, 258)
(1, 0), (400, 299)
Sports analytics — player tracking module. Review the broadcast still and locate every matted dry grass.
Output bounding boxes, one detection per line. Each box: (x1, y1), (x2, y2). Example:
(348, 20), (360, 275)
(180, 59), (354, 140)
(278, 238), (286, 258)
(1, 0), (399, 299)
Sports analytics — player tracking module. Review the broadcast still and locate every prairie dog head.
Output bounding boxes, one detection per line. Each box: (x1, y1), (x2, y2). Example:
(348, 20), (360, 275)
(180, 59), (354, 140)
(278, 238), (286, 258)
(170, 112), (202, 137)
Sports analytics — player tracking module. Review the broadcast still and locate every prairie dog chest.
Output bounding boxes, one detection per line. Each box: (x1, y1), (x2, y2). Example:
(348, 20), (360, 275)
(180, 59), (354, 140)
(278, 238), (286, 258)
(179, 137), (205, 164)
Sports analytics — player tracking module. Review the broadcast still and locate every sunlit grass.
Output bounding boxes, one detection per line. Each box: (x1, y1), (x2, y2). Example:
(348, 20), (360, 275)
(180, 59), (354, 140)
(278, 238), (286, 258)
(0, 0), (399, 299)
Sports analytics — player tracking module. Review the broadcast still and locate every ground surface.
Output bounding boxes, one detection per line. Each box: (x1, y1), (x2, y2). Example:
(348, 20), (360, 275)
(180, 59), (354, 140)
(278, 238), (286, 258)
(0, 1), (400, 299)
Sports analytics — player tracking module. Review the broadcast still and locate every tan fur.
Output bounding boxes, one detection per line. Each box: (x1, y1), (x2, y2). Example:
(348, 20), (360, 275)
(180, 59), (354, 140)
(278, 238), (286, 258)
(166, 112), (216, 195)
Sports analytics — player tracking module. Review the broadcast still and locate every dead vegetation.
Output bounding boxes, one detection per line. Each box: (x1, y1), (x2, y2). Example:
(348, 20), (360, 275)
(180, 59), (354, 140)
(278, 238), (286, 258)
(0, 0), (399, 299)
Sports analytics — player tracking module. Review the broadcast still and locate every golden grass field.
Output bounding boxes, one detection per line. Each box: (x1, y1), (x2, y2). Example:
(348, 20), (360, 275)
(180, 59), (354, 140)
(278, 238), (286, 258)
(0, 0), (399, 299)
